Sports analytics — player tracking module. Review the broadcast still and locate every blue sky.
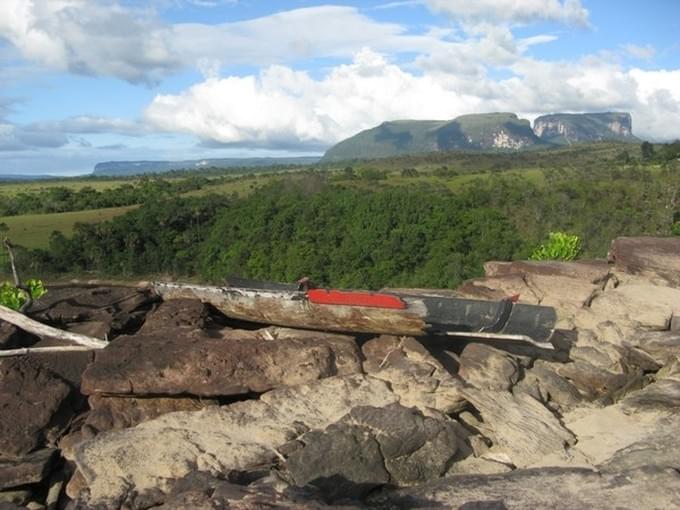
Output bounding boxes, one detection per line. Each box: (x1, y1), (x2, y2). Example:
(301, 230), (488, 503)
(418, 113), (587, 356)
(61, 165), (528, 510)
(0, 0), (679, 175)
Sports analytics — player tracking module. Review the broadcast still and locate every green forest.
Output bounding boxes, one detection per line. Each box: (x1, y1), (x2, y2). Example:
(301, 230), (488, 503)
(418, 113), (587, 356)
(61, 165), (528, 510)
(10, 142), (678, 290)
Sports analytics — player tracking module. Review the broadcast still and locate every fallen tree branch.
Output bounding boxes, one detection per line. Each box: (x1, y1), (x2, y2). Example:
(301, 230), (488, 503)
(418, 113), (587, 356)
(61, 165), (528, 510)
(0, 345), (96, 357)
(0, 304), (107, 349)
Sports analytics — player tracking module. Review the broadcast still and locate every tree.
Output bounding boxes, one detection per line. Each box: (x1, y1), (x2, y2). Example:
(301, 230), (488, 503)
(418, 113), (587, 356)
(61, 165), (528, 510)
(641, 141), (655, 162)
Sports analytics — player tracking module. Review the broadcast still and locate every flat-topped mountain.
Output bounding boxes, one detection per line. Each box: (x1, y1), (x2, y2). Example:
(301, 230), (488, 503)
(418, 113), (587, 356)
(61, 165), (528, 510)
(533, 112), (637, 145)
(322, 112), (544, 162)
(322, 111), (637, 162)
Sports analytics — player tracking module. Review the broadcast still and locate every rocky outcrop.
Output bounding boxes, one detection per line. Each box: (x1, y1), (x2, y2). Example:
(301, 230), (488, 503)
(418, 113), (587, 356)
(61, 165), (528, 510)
(608, 236), (680, 287)
(533, 112), (636, 144)
(81, 327), (362, 397)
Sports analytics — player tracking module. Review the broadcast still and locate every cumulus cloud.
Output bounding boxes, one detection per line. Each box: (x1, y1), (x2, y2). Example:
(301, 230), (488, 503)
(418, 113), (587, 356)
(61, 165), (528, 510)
(0, 2), (448, 83)
(0, 123), (69, 151)
(0, 0), (179, 84)
(425, 0), (590, 26)
(144, 48), (680, 145)
(623, 44), (656, 60)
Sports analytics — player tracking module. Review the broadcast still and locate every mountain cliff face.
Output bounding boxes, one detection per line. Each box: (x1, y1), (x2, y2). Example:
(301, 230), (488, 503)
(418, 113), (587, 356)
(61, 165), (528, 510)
(322, 113), (545, 162)
(533, 112), (636, 144)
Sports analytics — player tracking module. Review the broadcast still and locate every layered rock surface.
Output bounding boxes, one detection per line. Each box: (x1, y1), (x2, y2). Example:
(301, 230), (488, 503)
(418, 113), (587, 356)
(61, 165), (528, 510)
(1, 236), (679, 509)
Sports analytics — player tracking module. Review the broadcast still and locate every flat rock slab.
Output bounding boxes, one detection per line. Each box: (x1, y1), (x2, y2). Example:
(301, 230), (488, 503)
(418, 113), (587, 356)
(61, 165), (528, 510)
(609, 236), (680, 286)
(0, 449), (56, 490)
(376, 466), (680, 509)
(284, 404), (460, 500)
(71, 375), (400, 506)
(484, 259), (610, 283)
(458, 343), (520, 391)
(0, 358), (74, 458)
(462, 388), (575, 467)
(81, 328), (362, 397)
(136, 299), (210, 334)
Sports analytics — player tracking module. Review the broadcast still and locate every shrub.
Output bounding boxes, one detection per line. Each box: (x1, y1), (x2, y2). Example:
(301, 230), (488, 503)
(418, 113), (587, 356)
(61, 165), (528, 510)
(0, 279), (46, 310)
(530, 232), (581, 261)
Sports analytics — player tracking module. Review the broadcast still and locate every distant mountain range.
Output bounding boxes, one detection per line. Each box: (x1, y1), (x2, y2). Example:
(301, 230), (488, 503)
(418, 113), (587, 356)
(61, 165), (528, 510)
(321, 112), (637, 162)
(92, 156), (321, 176)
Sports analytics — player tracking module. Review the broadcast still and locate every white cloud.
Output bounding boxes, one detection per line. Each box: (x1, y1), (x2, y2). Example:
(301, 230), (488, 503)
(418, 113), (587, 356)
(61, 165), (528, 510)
(425, 0), (590, 27)
(623, 43), (656, 60)
(144, 48), (680, 146)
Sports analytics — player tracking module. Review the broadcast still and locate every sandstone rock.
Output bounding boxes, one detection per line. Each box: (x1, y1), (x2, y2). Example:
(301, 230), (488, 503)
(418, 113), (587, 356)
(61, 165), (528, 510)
(484, 259), (610, 283)
(81, 328), (362, 397)
(70, 375), (399, 506)
(0, 323), (29, 350)
(458, 343), (520, 391)
(515, 360), (583, 411)
(588, 284), (680, 331)
(0, 358), (74, 458)
(621, 358), (680, 412)
(631, 330), (680, 365)
(608, 236), (680, 287)
(461, 388), (575, 467)
(154, 472), (358, 510)
(64, 320), (111, 340)
(456, 274), (540, 303)
(30, 285), (156, 336)
(25, 338), (95, 389)
(136, 299), (210, 334)
(0, 449), (56, 490)
(0, 489), (31, 506)
(361, 335), (466, 414)
(284, 404), (460, 500)
(375, 466), (680, 509)
(60, 394), (219, 459)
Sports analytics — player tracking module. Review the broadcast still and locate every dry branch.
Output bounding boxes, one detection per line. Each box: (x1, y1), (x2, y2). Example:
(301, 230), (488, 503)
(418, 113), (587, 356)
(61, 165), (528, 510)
(0, 304), (107, 349)
(0, 345), (96, 357)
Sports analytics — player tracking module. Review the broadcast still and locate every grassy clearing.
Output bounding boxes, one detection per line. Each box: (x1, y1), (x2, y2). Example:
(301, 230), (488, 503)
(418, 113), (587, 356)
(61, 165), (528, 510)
(0, 205), (137, 249)
(0, 178), (137, 196)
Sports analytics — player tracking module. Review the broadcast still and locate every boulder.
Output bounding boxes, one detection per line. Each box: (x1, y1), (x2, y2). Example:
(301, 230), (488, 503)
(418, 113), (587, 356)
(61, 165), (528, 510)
(81, 327), (362, 397)
(483, 259), (610, 283)
(0, 358), (75, 458)
(0, 449), (56, 490)
(136, 299), (211, 334)
(375, 466), (680, 509)
(60, 394), (219, 459)
(608, 236), (680, 287)
(30, 285), (156, 336)
(70, 375), (400, 506)
(284, 404), (460, 500)
(461, 388), (575, 468)
(362, 336), (466, 414)
(458, 343), (520, 391)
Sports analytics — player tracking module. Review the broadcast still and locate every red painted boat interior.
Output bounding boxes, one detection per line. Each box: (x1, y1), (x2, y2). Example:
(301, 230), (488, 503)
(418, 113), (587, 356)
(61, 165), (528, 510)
(307, 289), (407, 309)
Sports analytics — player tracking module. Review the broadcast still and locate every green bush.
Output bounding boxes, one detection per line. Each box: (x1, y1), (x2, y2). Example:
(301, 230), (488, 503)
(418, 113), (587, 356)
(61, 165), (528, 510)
(0, 279), (46, 310)
(672, 222), (680, 236)
(530, 232), (581, 261)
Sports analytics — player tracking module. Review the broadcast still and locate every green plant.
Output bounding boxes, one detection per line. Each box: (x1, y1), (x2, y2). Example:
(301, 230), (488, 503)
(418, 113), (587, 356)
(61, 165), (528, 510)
(672, 222), (680, 236)
(0, 279), (47, 311)
(530, 232), (582, 261)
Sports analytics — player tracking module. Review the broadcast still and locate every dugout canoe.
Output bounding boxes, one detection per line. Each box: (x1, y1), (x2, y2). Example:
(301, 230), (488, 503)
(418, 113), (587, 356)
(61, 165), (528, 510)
(152, 279), (557, 348)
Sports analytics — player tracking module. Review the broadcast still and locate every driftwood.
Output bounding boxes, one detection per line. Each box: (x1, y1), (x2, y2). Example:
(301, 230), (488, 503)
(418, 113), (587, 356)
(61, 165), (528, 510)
(0, 304), (107, 350)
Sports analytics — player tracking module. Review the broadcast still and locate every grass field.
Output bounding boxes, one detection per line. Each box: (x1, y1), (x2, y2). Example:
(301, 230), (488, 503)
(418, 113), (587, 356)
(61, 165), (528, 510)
(0, 178), (138, 196)
(0, 205), (138, 249)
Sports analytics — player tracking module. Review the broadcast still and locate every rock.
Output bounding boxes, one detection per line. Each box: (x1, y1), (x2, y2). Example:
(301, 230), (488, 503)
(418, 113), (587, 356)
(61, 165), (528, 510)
(60, 394), (219, 459)
(0, 358), (74, 458)
(0, 489), (31, 506)
(154, 472), (357, 510)
(621, 358), (680, 411)
(64, 320), (111, 340)
(608, 236), (680, 287)
(362, 336), (466, 414)
(284, 404), (460, 500)
(136, 299), (210, 334)
(631, 330), (680, 365)
(456, 274), (540, 303)
(458, 343), (520, 391)
(70, 375), (399, 506)
(24, 338), (95, 389)
(588, 284), (680, 332)
(0, 323), (30, 350)
(554, 360), (629, 399)
(484, 259), (610, 283)
(30, 285), (156, 336)
(0, 449), (56, 490)
(374, 466), (680, 509)
(515, 360), (583, 411)
(81, 328), (362, 397)
(461, 388), (575, 467)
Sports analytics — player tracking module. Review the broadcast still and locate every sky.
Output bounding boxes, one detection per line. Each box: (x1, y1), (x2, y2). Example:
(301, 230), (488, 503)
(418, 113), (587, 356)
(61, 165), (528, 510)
(0, 0), (679, 176)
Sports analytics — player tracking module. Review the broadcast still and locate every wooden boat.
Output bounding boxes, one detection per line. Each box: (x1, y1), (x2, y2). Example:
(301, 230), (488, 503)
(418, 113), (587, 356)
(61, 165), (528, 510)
(152, 279), (557, 349)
